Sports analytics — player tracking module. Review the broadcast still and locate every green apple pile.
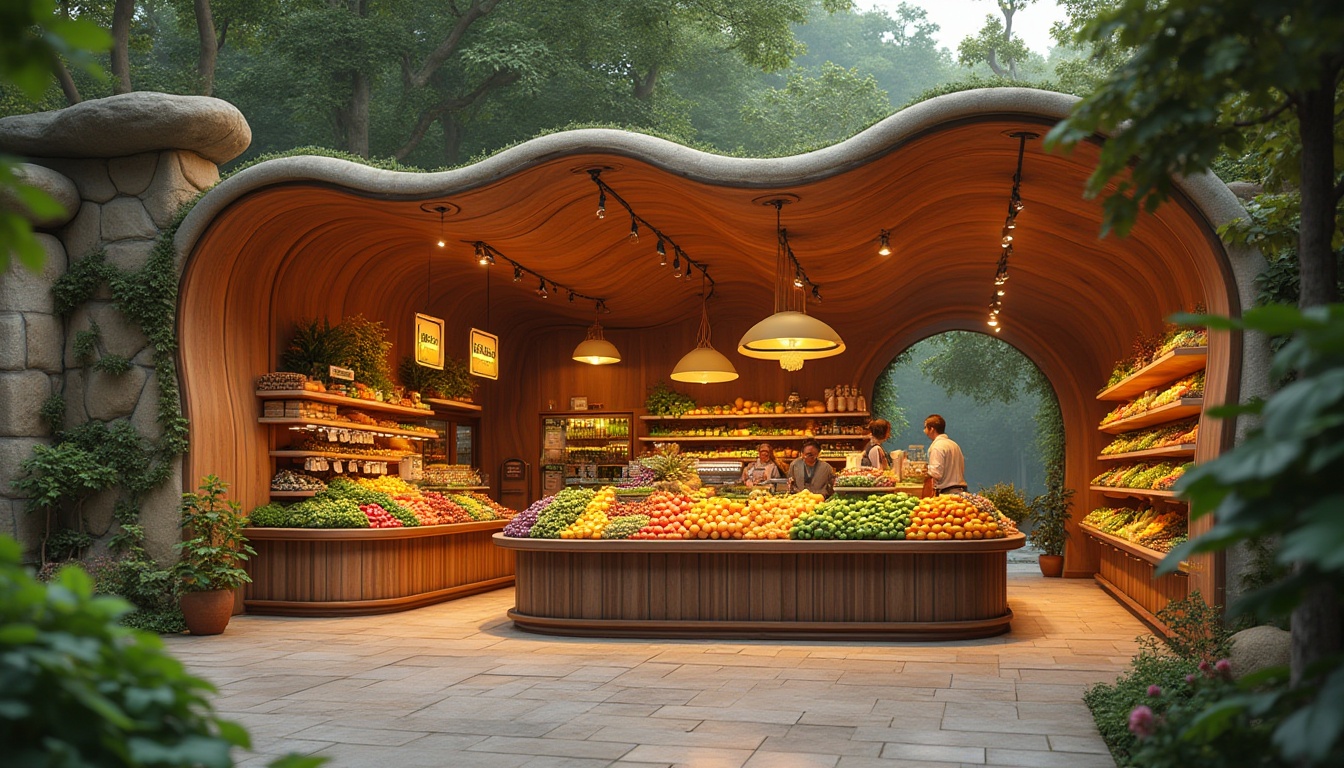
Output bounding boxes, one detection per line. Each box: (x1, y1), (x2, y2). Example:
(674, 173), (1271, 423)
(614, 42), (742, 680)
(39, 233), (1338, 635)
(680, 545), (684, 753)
(529, 488), (595, 538)
(791, 493), (918, 540)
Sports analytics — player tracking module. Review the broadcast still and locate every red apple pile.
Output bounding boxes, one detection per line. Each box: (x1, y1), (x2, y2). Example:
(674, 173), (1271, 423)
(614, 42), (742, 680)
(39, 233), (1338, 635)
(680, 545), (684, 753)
(360, 503), (403, 528)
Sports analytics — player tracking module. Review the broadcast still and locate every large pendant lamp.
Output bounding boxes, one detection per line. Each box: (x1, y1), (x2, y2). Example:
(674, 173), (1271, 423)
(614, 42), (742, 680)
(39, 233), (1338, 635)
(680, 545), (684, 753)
(738, 199), (844, 371)
(573, 303), (620, 365)
(672, 281), (738, 384)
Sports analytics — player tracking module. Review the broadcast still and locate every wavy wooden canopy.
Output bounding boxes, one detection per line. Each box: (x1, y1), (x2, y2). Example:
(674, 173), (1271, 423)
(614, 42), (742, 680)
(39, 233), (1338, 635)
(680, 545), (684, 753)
(177, 89), (1247, 590)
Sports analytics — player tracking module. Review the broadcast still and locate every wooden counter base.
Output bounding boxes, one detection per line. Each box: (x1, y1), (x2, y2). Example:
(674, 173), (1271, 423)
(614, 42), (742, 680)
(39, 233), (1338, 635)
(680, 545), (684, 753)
(494, 533), (1024, 640)
(244, 521), (515, 616)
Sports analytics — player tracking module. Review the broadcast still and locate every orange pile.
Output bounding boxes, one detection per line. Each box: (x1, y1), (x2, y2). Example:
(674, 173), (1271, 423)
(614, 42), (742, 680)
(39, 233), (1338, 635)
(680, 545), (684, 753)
(742, 491), (822, 539)
(907, 495), (1005, 540)
(630, 492), (694, 539)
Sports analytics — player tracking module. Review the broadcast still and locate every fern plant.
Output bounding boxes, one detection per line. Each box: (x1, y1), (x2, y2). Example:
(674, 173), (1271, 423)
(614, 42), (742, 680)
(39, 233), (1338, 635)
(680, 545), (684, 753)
(281, 318), (353, 382)
(398, 354), (476, 400)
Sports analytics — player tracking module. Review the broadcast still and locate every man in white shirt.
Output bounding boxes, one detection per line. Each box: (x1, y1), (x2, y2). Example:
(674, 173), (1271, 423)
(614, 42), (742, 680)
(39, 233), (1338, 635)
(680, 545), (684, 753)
(923, 414), (967, 495)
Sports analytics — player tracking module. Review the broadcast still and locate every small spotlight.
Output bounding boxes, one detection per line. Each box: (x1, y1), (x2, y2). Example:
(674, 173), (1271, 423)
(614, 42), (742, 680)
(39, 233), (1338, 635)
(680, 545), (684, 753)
(877, 230), (891, 257)
(672, 251), (680, 271)
(657, 239), (667, 265)
(513, 265), (523, 282)
(811, 285), (822, 302)
(793, 272), (805, 289)
(1001, 233), (1013, 247)
(629, 217), (639, 241)
(538, 278), (548, 298)
(987, 318), (999, 328)
(996, 288), (1005, 297)
(684, 261), (692, 278)
(436, 238), (446, 248)
(597, 190), (606, 219)
(568, 290), (576, 303)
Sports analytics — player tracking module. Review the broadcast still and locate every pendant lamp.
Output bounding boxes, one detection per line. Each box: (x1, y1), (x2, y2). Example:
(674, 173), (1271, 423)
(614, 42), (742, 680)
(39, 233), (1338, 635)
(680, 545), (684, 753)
(737, 200), (844, 370)
(573, 304), (620, 365)
(672, 284), (738, 384)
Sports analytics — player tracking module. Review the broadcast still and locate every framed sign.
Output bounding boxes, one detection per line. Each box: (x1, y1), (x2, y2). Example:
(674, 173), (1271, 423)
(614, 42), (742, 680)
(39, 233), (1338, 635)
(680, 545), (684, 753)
(569, 396), (588, 411)
(414, 313), (445, 370)
(328, 365), (355, 381)
(470, 328), (499, 380)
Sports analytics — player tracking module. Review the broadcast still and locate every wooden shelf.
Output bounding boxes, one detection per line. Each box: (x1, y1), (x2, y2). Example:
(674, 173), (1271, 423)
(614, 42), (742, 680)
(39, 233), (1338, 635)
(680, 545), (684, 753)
(1097, 444), (1196, 461)
(259, 417), (438, 439)
(1082, 524), (1187, 572)
(418, 485), (490, 492)
(256, 389), (434, 418)
(269, 489), (319, 498)
(270, 450), (411, 462)
(1099, 398), (1204, 433)
(1090, 485), (1184, 501)
(424, 397), (483, 414)
(640, 434), (868, 442)
(1097, 347), (1208, 401)
(642, 412), (869, 421)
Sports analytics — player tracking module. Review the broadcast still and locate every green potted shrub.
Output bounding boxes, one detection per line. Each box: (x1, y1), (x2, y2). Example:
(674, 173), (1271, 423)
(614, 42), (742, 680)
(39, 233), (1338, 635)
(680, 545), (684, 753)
(1028, 485), (1074, 577)
(174, 476), (255, 635)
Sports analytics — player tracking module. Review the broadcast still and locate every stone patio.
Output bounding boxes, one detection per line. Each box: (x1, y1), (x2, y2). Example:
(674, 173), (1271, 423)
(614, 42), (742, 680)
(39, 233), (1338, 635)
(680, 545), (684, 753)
(164, 566), (1143, 768)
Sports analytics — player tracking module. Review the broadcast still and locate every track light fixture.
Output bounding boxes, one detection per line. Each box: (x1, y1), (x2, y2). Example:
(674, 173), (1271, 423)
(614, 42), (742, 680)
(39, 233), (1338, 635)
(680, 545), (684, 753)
(629, 216), (639, 241)
(513, 264), (523, 282)
(984, 131), (1035, 333)
(537, 278), (548, 298)
(474, 240), (606, 308)
(589, 170), (714, 292)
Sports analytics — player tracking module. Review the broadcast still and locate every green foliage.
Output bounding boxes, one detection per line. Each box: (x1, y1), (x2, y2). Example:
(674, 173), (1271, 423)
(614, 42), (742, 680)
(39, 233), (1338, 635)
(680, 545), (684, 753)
(174, 476), (255, 592)
(92, 354), (132, 376)
(78, 555), (187, 635)
(339, 314), (394, 393)
(0, 536), (248, 765)
(1159, 304), (1344, 765)
(738, 61), (892, 156)
(281, 318), (353, 383)
(45, 529), (93, 562)
(956, 1), (1036, 80)
(38, 393), (65, 433)
(53, 250), (113, 315)
(1027, 482), (1072, 556)
(645, 380), (697, 417)
(1085, 640), (1201, 766)
(398, 354), (475, 400)
(979, 482), (1030, 524)
(72, 320), (100, 364)
(13, 442), (118, 515)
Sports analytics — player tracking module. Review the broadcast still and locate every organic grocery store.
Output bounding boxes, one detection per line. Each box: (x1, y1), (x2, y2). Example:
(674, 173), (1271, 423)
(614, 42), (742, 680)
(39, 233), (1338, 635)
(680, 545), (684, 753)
(172, 89), (1261, 637)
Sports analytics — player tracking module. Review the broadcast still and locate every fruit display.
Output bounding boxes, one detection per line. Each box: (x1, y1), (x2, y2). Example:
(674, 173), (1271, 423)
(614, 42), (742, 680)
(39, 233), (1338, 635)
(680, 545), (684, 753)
(629, 493), (694, 539)
(416, 492), (473, 524)
(954, 492), (1020, 535)
(681, 447), (847, 461)
(1105, 327), (1209, 387)
(618, 463), (657, 488)
(559, 487), (617, 539)
(449, 493), (498, 521)
(270, 469), (326, 493)
(741, 490), (823, 539)
(638, 444), (702, 493)
(791, 492), (914, 540)
(504, 495), (555, 537)
(360, 503), (403, 528)
(421, 464), (483, 486)
(466, 492), (515, 519)
(529, 488), (596, 538)
(1092, 462), (1191, 491)
(601, 514), (650, 539)
(1101, 421), (1199, 455)
(1101, 372), (1205, 426)
(906, 495), (1007, 540)
(291, 435), (411, 458)
(250, 496), (368, 528)
(835, 467), (896, 487)
(1084, 507), (1188, 553)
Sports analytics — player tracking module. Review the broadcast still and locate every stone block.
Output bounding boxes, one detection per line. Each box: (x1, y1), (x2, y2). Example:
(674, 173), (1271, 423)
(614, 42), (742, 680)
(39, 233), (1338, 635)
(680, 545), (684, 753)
(40, 158), (116, 203)
(0, 313), (23, 370)
(88, 302), (148, 360)
(144, 150), (203, 228)
(62, 201), (102, 262)
(101, 196), (158, 241)
(63, 304), (92, 368)
(8, 497), (47, 565)
(64, 368), (89, 428)
(0, 163), (79, 228)
(1230, 625), (1292, 678)
(82, 487), (120, 543)
(130, 371), (162, 442)
(25, 313), (63, 373)
(0, 234), (66, 314)
(0, 370), (52, 437)
(85, 364), (148, 422)
(178, 151), (220, 191)
(108, 152), (159, 195)
(139, 454), (183, 566)
(0, 437), (47, 497)
(105, 238), (156, 272)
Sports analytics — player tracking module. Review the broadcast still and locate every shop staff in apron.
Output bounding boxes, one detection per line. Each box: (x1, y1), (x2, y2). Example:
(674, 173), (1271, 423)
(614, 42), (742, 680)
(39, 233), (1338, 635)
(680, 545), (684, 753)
(741, 443), (783, 486)
(787, 438), (835, 498)
(924, 414), (967, 495)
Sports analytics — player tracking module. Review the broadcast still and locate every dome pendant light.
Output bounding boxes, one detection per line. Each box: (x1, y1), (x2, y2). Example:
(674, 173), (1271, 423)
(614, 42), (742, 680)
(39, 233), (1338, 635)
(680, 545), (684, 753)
(573, 303), (620, 365)
(672, 282), (738, 384)
(737, 199), (845, 368)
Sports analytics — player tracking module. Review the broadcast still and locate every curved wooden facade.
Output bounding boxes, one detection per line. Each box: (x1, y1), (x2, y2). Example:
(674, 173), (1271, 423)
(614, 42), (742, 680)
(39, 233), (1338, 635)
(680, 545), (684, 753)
(494, 533), (1026, 640)
(176, 90), (1256, 612)
(244, 521), (514, 616)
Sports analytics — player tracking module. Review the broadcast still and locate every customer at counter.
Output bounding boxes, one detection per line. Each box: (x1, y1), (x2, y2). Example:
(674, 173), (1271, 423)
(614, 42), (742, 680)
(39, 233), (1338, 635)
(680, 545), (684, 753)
(787, 438), (835, 498)
(741, 443), (784, 486)
(861, 419), (891, 470)
(923, 414), (967, 495)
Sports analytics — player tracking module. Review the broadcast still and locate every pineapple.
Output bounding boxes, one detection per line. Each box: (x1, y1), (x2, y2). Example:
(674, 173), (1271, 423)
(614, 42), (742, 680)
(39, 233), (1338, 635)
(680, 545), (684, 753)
(639, 444), (702, 493)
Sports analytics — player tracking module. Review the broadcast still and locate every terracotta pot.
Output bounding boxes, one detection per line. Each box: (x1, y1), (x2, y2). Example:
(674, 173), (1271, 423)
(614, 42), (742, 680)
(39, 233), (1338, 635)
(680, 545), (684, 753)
(180, 589), (235, 635)
(1038, 554), (1065, 578)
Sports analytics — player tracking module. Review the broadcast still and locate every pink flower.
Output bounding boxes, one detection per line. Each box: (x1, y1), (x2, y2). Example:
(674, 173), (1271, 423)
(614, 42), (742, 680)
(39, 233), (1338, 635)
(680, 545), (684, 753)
(1215, 659), (1232, 676)
(1185, 674), (1196, 684)
(1147, 684), (1162, 697)
(1198, 660), (1210, 673)
(1129, 705), (1156, 738)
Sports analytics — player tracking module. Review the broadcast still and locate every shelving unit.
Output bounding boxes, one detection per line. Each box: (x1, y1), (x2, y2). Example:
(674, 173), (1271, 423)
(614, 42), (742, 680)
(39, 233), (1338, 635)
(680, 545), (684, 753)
(540, 411), (635, 492)
(638, 412), (870, 421)
(639, 434), (869, 443)
(256, 389), (435, 417)
(1088, 344), (1204, 636)
(258, 417), (437, 440)
(642, 411), (872, 467)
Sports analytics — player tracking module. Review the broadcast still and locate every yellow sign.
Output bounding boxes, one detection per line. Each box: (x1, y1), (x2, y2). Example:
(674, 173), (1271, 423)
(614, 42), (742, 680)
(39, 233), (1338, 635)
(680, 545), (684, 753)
(470, 328), (499, 380)
(414, 313), (445, 370)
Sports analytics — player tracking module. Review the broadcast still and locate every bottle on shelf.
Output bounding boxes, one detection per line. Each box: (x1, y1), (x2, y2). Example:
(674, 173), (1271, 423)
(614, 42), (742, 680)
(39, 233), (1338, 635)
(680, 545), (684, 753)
(856, 388), (866, 414)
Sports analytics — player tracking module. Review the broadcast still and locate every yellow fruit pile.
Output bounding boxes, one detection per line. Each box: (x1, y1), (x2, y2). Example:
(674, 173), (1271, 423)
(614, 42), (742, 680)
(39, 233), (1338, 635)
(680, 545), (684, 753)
(742, 491), (822, 539)
(356, 476), (419, 496)
(559, 486), (616, 539)
(684, 496), (749, 539)
(907, 495), (1005, 540)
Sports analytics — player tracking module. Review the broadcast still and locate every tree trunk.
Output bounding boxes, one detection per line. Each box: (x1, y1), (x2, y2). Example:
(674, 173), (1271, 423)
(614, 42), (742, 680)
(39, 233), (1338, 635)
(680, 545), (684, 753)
(111, 0), (135, 94)
(443, 114), (462, 166)
(1002, 5), (1018, 80)
(194, 0), (218, 96)
(1288, 68), (1342, 689)
(54, 58), (81, 104)
(633, 65), (660, 101)
(343, 72), (371, 157)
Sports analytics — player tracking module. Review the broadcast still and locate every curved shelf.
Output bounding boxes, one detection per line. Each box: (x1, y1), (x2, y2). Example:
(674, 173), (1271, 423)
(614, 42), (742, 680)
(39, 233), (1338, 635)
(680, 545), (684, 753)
(641, 434), (868, 442)
(1099, 398), (1204, 434)
(641, 412), (870, 421)
(833, 484), (926, 496)
(247, 519), (508, 540)
(259, 417), (438, 439)
(1090, 485), (1184, 501)
(256, 389), (434, 418)
(493, 531), (1024, 553)
(1097, 444), (1196, 461)
(424, 397), (483, 414)
(268, 489), (319, 498)
(418, 485), (490, 492)
(270, 450), (411, 461)
(1082, 524), (1188, 572)
(1097, 347), (1207, 401)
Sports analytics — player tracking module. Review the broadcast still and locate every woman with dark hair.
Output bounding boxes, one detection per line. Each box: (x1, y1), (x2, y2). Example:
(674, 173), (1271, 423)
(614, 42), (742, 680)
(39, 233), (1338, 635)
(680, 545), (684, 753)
(741, 443), (783, 486)
(862, 419), (891, 470)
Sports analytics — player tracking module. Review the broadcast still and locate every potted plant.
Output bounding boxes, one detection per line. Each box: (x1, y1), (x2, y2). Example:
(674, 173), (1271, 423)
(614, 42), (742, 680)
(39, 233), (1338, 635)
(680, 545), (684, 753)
(174, 476), (255, 635)
(1028, 485), (1074, 577)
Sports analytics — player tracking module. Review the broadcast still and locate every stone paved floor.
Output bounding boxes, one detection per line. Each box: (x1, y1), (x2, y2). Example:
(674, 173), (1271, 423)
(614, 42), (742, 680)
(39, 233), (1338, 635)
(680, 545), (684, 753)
(164, 565), (1144, 768)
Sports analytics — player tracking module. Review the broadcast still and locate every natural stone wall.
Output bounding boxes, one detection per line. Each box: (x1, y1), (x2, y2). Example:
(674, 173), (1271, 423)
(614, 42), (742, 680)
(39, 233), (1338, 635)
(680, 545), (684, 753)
(0, 92), (247, 566)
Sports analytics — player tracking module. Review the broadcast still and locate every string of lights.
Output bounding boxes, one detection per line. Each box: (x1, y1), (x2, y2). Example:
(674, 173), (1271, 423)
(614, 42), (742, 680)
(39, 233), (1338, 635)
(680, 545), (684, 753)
(770, 200), (824, 304)
(589, 170), (716, 298)
(986, 132), (1035, 334)
(468, 240), (609, 313)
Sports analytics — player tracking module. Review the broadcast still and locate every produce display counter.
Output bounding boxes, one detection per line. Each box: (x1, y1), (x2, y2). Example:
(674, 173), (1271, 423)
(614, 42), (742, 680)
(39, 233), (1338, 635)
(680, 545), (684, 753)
(493, 533), (1025, 641)
(245, 521), (515, 616)
(833, 483), (926, 497)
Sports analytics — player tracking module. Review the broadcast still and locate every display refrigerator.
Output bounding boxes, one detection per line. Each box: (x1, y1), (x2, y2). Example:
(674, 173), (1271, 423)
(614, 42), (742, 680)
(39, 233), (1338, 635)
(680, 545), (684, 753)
(540, 411), (634, 493)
